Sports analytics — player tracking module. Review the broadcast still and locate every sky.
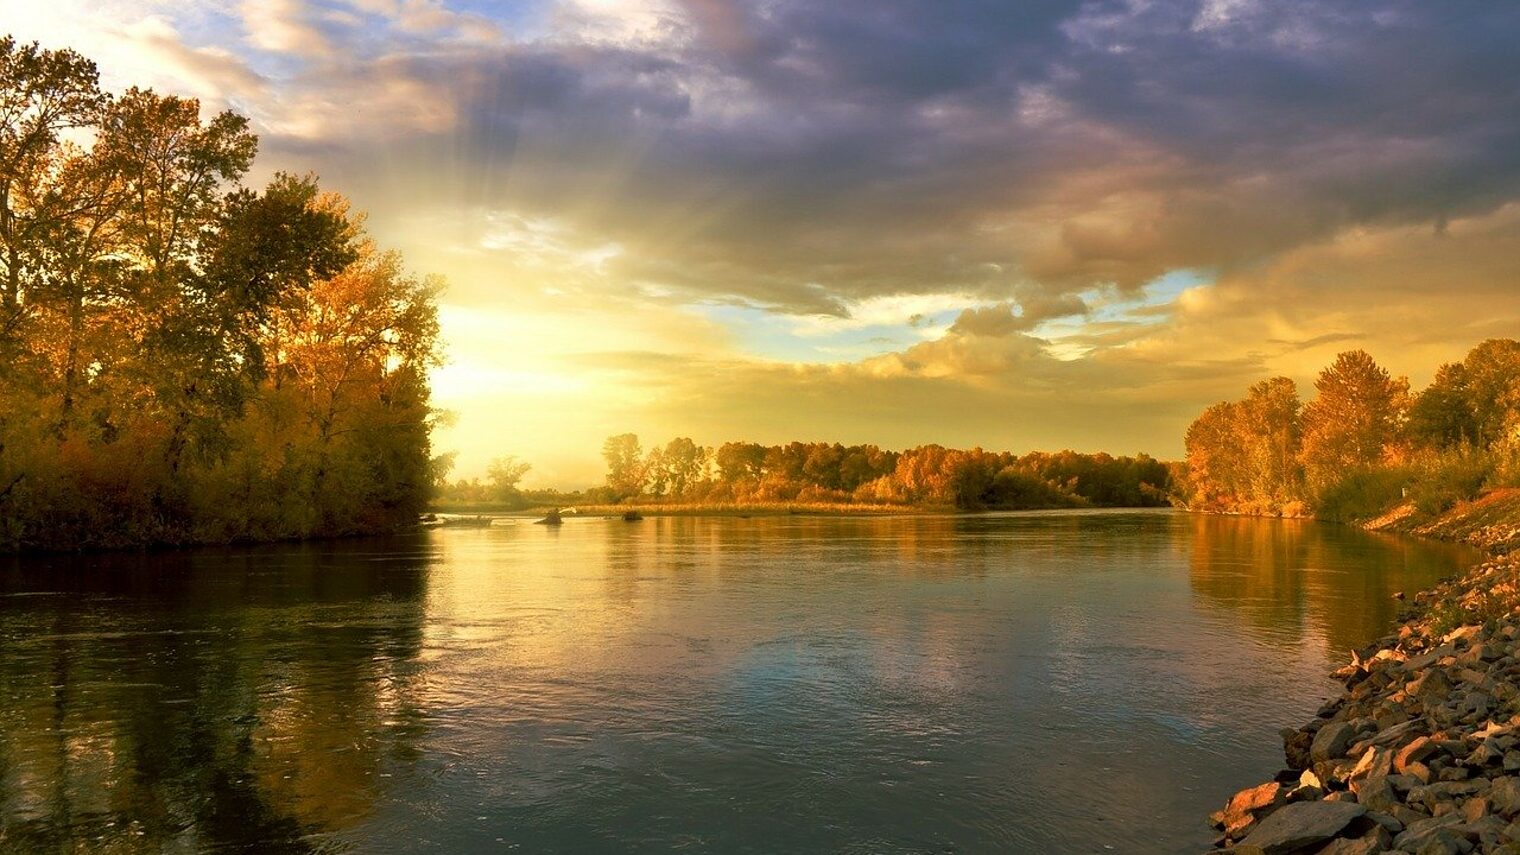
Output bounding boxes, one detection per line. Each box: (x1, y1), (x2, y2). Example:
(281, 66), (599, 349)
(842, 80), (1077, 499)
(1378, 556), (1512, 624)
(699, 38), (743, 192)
(8, 0), (1520, 486)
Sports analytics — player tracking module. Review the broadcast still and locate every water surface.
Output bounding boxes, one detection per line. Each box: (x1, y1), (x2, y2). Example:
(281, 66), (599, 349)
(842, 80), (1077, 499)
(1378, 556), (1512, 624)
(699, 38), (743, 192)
(0, 510), (1483, 853)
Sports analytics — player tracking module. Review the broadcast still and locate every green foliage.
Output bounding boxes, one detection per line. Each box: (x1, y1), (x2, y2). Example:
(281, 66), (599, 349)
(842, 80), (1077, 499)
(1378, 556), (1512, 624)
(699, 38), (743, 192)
(1312, 466), (1414, 523)
(1406, 447), (1493, 516)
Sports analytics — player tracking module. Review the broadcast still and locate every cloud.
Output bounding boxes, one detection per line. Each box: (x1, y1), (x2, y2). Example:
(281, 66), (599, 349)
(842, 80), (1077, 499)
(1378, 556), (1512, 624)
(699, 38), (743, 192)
(18, 0), (1520, 482)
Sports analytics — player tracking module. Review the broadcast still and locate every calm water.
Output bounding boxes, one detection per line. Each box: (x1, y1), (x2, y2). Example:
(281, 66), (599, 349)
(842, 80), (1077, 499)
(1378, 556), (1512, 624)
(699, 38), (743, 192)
(0, 510), (1483, 854)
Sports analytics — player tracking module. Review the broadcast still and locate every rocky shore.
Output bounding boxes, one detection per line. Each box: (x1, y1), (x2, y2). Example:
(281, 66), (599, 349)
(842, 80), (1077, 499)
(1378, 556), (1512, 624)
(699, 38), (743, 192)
(1208, 554), (1520, 854)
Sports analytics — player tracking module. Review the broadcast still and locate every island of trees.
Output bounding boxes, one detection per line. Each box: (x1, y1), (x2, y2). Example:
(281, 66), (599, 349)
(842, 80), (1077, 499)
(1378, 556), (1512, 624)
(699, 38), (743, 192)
(1182, 340), (1520, 521)
(438, 438), (1173, 512)
(0, 38), (441, 551)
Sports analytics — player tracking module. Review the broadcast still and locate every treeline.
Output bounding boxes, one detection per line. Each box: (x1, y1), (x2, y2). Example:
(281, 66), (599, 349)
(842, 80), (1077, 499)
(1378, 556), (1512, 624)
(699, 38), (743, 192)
(596, 434), (1172, 510)
(1182, 341), (1520, 520)
(0, 38), (441, 550)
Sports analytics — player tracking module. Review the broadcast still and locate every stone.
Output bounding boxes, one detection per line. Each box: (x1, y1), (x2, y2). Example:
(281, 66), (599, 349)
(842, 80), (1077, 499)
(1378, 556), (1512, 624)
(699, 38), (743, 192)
(1462, 797), (1491, 823)
(1286, 727), (1316, 770)
(1215, 781), (1287, 836)
(1366, 810), (1404, 834)
(1314, 722), (1359, 764)
(1397, 737), (1441, 774)
(1410, 830), (1467, 854)
(1394, 814), (1465, 851)
(1348, 746), (1395, 782)
(1312, 829), (1387, 854)
(1491, 778), (1520, 816)
(1238, 801), (1367, 854)
(1359, 776), (1400, 813)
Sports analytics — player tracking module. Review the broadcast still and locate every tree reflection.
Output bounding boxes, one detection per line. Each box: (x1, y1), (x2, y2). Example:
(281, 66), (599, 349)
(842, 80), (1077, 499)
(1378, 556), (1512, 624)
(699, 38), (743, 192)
(1184, 514), (1480, 652)
(0, 537), (430, 852)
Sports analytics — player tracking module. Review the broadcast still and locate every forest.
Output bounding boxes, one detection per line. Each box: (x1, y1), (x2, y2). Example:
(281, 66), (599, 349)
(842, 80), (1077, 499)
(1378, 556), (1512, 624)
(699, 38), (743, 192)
(0, 38), (441, 551)
(1181, 340), (1520, 520)
(439, 438), (1173, 511)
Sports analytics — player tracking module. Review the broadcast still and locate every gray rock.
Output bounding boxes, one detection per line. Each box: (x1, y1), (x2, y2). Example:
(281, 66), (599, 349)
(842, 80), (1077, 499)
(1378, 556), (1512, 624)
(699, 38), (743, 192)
(1238, 801), (1367, 854)
(1314, 722), (1359, 764)
(1359, 776), (1400, 813)
(1491, 777), (1520, 816)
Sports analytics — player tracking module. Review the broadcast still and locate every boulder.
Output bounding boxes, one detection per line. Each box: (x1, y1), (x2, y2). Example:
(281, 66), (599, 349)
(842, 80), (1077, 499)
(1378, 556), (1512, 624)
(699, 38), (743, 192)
(1237, 801), (1367, 854)
(1313, 722), (1359, 764)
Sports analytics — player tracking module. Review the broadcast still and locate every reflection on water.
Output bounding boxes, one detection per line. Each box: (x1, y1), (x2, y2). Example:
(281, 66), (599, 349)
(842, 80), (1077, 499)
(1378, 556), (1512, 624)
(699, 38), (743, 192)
(0, 511), (1482, 853)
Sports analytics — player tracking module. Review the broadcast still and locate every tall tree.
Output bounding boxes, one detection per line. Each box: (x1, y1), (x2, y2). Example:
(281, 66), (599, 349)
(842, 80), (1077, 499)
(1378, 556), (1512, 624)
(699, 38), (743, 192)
(1300, 350), (1408, 489)
(1458, 339), (1520, 448)
(1408, 362), (1477, 449)
(0, 37), (106, 369)
(1237, 376), (1304, 506)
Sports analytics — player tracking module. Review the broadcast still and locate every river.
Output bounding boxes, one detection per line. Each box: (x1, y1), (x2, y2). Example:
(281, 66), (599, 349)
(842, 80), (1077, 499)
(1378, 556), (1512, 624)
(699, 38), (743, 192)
(0, 509), (1483, 853)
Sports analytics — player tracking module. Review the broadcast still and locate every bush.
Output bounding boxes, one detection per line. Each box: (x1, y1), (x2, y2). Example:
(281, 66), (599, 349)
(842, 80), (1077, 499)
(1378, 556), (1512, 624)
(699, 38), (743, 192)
(1313, 466), (1415, 523)
(1407, 447), (1494, 515)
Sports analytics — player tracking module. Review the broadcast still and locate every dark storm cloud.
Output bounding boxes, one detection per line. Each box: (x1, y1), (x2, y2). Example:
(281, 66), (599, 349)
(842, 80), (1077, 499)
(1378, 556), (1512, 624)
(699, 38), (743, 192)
(280, 0), (1520, 314)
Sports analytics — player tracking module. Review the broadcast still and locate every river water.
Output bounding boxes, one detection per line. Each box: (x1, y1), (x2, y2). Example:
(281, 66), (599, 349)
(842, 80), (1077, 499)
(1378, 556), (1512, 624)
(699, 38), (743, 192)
(0, 510), (1483, 853)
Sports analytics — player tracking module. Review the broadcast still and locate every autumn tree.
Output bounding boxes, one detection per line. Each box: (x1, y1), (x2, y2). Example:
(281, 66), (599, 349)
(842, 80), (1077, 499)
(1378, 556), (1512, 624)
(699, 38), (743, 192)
(0, 38), (443, 551)
(1237, 377), (1304, 507)
(1300, 351), (1409, 490)
(1457, 339), (1520, 447)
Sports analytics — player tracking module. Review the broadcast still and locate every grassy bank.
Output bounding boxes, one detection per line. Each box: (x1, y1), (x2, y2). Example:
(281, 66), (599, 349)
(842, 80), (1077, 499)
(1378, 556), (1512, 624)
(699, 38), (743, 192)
(1366, 488), (1520, 556)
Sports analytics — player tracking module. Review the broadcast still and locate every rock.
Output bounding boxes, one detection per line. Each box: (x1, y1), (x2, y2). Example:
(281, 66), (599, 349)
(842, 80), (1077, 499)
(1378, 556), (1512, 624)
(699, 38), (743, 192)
(1314, 722), (1359, 763)
(1366, 810), (1404, 834)
(1214, 781), (1287, 836)
(1312, 827), (1389, 854)
(1348, 746), (1395, 782)
(1238, 801), (1367, 854)
(1491, 778), (1520, 816)
(1410, 831), (1468, 854)
(1286, 728), (1316, 770)
(1394, 814), (1465, 851)
(1461, 797), (1491, 823)
(1359, 776), (1401, 813)
(1397, 737), (1441, 774)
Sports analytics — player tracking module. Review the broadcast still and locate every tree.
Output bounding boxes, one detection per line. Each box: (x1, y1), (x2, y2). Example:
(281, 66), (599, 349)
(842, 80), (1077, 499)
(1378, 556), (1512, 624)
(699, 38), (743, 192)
(0, 38), (442, 551)
(602, 433), (645, 499)
(660, 437), (707, 497)
(1408, 362), (1477, 449)
(1458, 339), (1520, 448)
(0, 37), (106, 363)
(486, 456), (531, 502)
(715, 441), (765, 483)
(1185, 402), (1245, 510)
(1237, 377), (1303, 506)
(1300, 350), (1409, 490)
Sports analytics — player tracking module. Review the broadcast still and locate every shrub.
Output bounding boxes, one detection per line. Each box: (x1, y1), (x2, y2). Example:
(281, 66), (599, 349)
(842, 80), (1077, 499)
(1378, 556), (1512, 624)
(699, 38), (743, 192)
(1313, 466), (1415, 523)
(1407, 447), (1494, 516)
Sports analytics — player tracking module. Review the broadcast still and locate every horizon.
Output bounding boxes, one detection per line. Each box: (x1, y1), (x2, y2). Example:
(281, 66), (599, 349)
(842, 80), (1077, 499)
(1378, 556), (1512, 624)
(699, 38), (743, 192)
(9, 1), (1519, 488)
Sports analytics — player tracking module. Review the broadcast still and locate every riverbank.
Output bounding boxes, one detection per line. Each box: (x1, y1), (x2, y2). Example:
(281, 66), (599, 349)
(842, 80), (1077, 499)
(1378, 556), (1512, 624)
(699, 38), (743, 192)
(1206, 495), (1520, 853)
